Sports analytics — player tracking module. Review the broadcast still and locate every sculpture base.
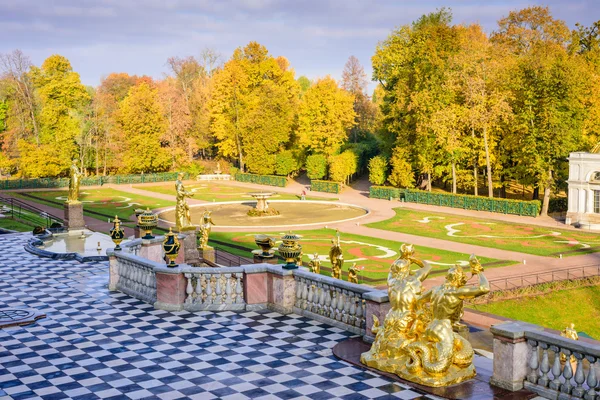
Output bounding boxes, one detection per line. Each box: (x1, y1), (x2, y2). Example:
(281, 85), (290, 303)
(199, 246), (215, 264)
(253, 254), (279, 264)
(182, 232), (200, 265)
(63, 202), (85, 231)
(361, 353), (476, 387)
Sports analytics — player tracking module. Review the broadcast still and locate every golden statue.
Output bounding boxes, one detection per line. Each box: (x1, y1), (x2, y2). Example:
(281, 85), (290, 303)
(329, 233), (343, 279)
(67, 160), (82, 203)
(308, 253), (321, 274)
(175, 172), (195, 231)
(296, 250), (303, 267)
(361, 244), (432, 370)
(348, 263), (359, 284)
(560, 323), (578, 364)
(362, 246), (490, 387)
(197, 210), (215, 249)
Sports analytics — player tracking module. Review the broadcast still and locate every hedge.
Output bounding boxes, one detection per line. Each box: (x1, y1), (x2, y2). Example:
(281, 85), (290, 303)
(0, 172), (188, 190)
(311, 180), (341, 194)
(369, 186), (541, 217)
(549, 197), (568, 213)
(235, 172), (287, 187)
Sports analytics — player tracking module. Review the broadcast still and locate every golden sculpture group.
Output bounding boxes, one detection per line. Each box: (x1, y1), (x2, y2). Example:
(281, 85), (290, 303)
(361, 244), (490, 387)
(329, 233), (344, 279)
(197, 210), (215, 249)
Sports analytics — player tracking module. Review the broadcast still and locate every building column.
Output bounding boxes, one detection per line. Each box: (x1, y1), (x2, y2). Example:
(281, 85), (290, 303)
(587, 189), (594, 214)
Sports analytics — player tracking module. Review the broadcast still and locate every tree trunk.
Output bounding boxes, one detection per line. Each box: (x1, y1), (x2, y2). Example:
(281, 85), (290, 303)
(533, 186), (539, 200)
(483, 126), (493, 198)
(472, 127), (478, 196)
(427, 171), (431, 191)
(234, 87), (244, 172)
(452, 161), (457, 194)
(540, 167), (552, 216)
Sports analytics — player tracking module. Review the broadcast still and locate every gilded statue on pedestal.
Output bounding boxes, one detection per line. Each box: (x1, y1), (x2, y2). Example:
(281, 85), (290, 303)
(197, 210), (215, 249)
(308, 253), (321, 274)
(361, 247), (490, 387)
(175, 172), (195, 231)
(560, 323), (578, 364)
(329, 233), (343, 279)
(67, 160), (82, 203)
(361, 244), (431, 369)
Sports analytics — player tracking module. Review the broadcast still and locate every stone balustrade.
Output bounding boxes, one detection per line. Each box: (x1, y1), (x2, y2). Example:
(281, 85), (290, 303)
(196, 174), (231, 181)
(293, 269), (370, 335)
(122, 239), (142, 256)
(183, 267), (245, 311)
(491, 321), (600, 398)
(108, 250), (158, 304)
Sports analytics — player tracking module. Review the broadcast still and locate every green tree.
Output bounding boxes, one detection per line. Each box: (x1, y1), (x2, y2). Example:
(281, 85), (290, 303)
(388, 146), (414, 188)
(297, 76), (311, 94)
(306, 154), (327, 179)
(368, 155), (388, 185)
(297, 76), (356, 156)
(117, 82), (170, 173)
(275, 150), (298, 176)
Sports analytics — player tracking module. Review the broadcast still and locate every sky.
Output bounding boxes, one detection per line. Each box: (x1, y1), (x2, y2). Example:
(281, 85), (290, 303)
(1, 0), (598, 91)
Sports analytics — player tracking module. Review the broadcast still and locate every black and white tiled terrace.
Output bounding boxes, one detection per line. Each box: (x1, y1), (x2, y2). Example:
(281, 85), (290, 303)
(0, 233), (438, 400)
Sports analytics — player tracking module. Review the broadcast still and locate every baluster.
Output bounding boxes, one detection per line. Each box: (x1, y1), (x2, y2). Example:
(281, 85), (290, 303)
(307, 284), (314, 312)
(572, 352), (585, 398)
(194, 274), (202, 303)
(324, 286), (332, 318)
(213, 275), (220, 304)
(235, 274), (243, 304)
(336, 290), (344, 321)
(342, 290), (351, 324)
(224, 273), (232, 304)
(185, 273), (193, 304)
(349, 296), (357, 326)
(585, 356), (597, 400)
(356, 299), (363, 328)
(550, 345), (563, 391)
(538, 343), (550, 387)
(301, 280), (309, 309)
(318, 284), (326, 315)
(205, 274), (213, 304)
(330, 290), (338, 319)
(527, 340), (539, 384)
(295, 278), (303, 308)
(561, 349), (574, 395)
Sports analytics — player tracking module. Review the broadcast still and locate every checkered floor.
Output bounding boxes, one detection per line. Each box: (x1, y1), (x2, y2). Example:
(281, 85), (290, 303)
(0, 233), (439, 400)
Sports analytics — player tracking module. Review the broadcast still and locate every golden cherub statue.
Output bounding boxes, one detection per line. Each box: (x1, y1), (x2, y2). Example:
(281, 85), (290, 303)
(197, 210), (215, 249)
(560, 323), (579, 364)
(67, 160), (82, 203)
(175, 172), (195, 231)
(329, 232), (343, 279)
(308, 253), (321, 274)
(348, 263), (359, 284)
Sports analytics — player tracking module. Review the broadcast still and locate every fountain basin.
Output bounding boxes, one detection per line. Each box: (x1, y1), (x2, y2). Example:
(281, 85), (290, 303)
(25, 230), (124, 262)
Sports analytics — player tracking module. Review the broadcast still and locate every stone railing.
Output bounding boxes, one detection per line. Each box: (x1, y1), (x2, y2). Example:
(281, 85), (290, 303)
(183, 267), (245, 311)
(293, 269), (370, 335)
(122, 239), (142, 256)
(109, 250), (158, 304)
(491, 321), (600, 398)
(196, 174), (231, 181)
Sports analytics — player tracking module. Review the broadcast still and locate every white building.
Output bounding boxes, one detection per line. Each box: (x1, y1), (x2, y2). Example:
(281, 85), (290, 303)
(566, 152), (600, 229)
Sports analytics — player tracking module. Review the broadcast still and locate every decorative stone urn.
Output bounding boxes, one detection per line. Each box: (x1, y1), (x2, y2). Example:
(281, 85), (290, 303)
(137, 208), (158, 239)
(253, 234), (276, 257)
(277, 232), (302, 270)
(110, 215), (125, 251)
(162, 227), (180, 267)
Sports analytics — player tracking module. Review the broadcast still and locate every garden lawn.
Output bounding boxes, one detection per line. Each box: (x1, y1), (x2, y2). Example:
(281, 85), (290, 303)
(367, 208), (600, 257)
(209, 228), (513, 286)
(134, 182), (338, 202)
(470, 285), (600, 339)
(0, 218), (34, 232)
(11, 189), (175, 221)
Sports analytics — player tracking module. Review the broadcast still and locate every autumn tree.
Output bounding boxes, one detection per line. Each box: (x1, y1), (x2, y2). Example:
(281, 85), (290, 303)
(297, 76), (356, 157)
(341, 56), (377, 142)
(117, 82), (170, 173)
(388, 146), (414, 188)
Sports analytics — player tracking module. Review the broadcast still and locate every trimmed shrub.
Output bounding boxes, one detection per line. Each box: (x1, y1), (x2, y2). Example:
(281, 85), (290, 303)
(311, 180), (341, 194)
(306, 154), (327, 180)
(235, 172), (287, 187)
(368, 156), (388, 186)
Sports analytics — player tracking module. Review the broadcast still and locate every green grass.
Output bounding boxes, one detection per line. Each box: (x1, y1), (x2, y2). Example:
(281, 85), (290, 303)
(367, 208), (600, 257)
(471, 285), (600, 339)
(0, 218), (34, 232)
(209, 228), (513, 286)
(10, 188), (175, 221)
(134, 182), (338, 202)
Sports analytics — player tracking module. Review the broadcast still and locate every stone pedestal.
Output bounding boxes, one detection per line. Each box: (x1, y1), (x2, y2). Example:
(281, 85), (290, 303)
(64, 202), (85, 231)
(490, 322), (539, 391)
(243, 265), (269, 310)
(181, 231), (200, 265)
(363, 290), (390, 343)
(134, 226), (142, 238)
(267, 268), (296, 315)
(154, 266), (186, 311)
(199, 246), (215, 264)
(108, 254), (118, 291)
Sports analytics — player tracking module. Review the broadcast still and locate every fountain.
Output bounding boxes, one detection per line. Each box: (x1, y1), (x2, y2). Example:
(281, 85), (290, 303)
(247, 192), (280, 217)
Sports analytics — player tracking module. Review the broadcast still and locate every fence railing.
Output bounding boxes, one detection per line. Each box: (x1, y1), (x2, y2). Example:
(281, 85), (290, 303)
(183, 267), (245, 311)
(293, 269), (371, 335)
(214, 247), (254, 267)
(524, 329), (600, 399)
(487, 265), (600, 291)
(0, 196), (63, 228)
(0, 172), (189, 190)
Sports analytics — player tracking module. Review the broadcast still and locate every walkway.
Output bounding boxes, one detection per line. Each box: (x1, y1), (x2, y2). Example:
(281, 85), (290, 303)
(0, 233), (435, 400)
